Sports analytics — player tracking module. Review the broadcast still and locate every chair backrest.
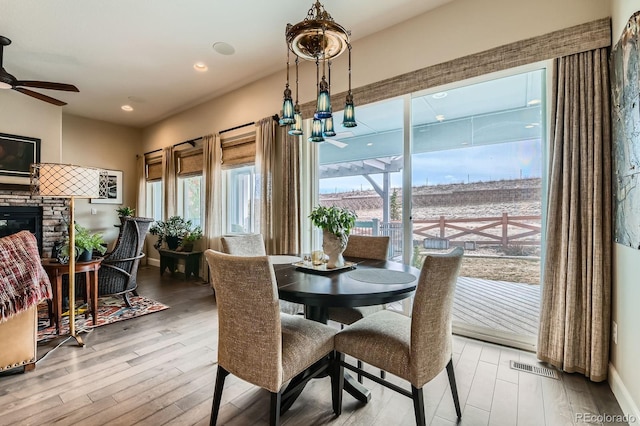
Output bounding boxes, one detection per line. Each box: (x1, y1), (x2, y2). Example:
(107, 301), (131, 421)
(343, 235), (390, 260)
(204, 249), (283, 392)
(220, 234), (266, 256)
(99, 217), (153, 295)
(410, 247), (463, 387)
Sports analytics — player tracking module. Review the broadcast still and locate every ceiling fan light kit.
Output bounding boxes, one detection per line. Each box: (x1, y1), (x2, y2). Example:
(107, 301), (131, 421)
(0, 35), (79, 106)
(281, 1), (357, 143)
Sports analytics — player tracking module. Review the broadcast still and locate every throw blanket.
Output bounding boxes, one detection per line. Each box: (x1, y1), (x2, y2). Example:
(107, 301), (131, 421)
(0, 231), (52, 323)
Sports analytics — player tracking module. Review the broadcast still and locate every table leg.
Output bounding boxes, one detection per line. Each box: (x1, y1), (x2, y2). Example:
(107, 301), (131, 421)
(279, 305), (371, 415)
(90, 268), (99, 325)
(84, 271), (91, 319)
(55, 274), (63, 335)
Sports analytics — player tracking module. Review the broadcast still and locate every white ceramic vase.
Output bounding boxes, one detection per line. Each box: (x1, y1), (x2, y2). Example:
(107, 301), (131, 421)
(323, 230), (348, 269)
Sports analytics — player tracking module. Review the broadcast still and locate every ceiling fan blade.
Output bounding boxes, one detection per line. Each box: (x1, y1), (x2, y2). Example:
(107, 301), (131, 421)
(14, 87), (67, 106)
(325, 138), (348, 148)
(15, 80), (79, 92)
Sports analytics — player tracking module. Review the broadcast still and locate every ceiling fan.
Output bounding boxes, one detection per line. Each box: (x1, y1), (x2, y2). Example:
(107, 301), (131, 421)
(324, 131), (354, 149)
(0, 35), (79, 106)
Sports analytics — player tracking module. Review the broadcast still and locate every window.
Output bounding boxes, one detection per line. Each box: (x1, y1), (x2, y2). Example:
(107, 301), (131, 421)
(146, 180), (163, 221)
(225, 165), (257, 233)
(177, 175), (203, 227)
(145, 156), (163, 221)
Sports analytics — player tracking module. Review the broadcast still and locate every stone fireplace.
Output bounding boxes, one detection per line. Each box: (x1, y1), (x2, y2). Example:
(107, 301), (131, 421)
(0, 187), (67, 257)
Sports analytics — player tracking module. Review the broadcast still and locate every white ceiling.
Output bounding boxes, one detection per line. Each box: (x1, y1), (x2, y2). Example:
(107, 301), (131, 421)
(0, 0), (451, 128)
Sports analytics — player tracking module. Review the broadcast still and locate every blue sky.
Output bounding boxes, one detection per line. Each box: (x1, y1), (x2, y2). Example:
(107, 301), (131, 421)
(319, 139), (542, 193)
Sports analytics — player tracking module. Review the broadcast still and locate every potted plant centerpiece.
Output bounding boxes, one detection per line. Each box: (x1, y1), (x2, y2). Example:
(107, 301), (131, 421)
(149, 216), (200, 251)
(309, 205), (357, 269)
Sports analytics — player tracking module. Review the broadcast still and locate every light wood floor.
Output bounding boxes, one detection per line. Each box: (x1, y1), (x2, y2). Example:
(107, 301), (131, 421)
(0, 266), (625, 425)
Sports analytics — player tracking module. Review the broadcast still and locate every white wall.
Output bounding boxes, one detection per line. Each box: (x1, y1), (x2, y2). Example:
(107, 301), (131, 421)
(609, 0), (640, 420)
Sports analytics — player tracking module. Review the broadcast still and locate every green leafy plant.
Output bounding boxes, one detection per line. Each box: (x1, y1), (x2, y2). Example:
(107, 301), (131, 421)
(149, 216), (200, 249)
(116, 206), (135, 217)
(309, 205), (357, 239)
(60, 223), (107, 259)
(181, 226), (203, 243)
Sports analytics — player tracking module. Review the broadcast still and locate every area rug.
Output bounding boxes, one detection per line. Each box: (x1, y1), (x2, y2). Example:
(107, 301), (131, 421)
(37, 295), (169, 343)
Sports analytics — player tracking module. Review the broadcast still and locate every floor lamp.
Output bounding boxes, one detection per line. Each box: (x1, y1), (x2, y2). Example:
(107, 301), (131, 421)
(31, 163), (107, 346)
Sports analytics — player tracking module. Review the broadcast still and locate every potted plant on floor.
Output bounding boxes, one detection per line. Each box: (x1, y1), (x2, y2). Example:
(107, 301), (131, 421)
(150, 216), (198, 251)
(179, 225), (203, 252)
(309, 205), (357, 268)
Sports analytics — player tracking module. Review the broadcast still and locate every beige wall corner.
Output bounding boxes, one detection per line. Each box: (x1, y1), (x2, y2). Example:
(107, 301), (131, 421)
(61, 114), (142, 244)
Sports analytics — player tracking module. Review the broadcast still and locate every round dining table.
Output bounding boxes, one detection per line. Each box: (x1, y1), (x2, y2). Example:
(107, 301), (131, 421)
(272, 256), (420, 409)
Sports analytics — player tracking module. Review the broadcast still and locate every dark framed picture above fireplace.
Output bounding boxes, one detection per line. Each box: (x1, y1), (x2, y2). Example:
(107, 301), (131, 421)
(0, 132), (41, 186)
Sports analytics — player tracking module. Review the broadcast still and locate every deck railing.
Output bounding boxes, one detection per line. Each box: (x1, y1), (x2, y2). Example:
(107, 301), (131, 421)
(352, 213), (542, 258)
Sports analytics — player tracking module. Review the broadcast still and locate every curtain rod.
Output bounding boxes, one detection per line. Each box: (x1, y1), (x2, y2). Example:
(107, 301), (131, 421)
(143, 136), (203, 156)
(219, 121), (255, 135)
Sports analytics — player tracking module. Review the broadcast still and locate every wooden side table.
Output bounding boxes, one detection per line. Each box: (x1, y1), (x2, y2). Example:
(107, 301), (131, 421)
(41, 257), (103, 335)
(158, 249), (202, 280)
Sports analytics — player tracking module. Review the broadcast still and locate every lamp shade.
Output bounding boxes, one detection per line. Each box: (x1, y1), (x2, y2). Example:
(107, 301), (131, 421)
(288, 110), (303, 136)
(342, 96), (357, 128)
(308, 118), (325, 142)
(323, 116), (336, 137)
(31, 163), (108, 198)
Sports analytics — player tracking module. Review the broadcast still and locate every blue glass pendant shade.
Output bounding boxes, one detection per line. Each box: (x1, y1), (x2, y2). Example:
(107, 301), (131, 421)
(323, 115), (336, 137)
(342, 93), (357, 128)
(315, 76), (332, 119)
(281, 86), (295, 125)
(288, 108), (303, 136)
(308, 117), (325, 142)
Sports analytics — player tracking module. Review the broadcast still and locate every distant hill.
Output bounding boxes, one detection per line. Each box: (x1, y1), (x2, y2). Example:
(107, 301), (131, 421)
(320, 178), (542, 214)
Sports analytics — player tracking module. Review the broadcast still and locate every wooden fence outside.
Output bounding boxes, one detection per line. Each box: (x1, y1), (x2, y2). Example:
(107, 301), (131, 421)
(352, 213), (542, 258)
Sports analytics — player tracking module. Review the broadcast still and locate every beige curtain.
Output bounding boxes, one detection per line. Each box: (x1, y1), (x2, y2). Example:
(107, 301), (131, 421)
(255, 117), (301, 255)
(255, 117), (276, 254)
(203, 134), (223, 251)
(135, 154), (146, 218)
(162, 146), (176, 219)
(537, 47), (612, 382)
(277, 124), (301, 255)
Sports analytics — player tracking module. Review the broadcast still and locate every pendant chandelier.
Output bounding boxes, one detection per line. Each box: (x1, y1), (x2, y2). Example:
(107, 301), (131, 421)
(281, 1), (357, 142)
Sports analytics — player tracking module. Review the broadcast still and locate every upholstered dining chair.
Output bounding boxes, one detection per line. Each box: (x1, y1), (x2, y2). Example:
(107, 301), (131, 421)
(220, 234), (303, 316)
(334, 247), (464, 426)
(204, 250), (341, 426)
(328, 234), (390, 381)
(220, 233), (266, 256)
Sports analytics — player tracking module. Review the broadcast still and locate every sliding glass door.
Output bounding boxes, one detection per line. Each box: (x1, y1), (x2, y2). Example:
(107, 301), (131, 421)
(410, 69), (545, 349)
(306, 65), (547, 349)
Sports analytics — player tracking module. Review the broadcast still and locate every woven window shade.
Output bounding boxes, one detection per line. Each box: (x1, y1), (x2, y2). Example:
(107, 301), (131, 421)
(178, 150), (203, 176)
(221, 132), (255, 168)
(146, 158), (162, 181)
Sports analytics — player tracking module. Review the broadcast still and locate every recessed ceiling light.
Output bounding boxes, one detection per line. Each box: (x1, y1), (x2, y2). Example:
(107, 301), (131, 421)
(525, 124), (534, 129)
(367, 143), (373, 146)
(212, 42), (235, 55)
(528, 99), (541, 105)
(432, 92), (448, 99)
(121, 105), (134, 112)
(435, 114), (445, 122)
(194, 62), (208, 72)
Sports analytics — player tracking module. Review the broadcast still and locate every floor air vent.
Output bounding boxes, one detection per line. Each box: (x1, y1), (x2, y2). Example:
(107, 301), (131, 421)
(510, 361), (559, 379)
